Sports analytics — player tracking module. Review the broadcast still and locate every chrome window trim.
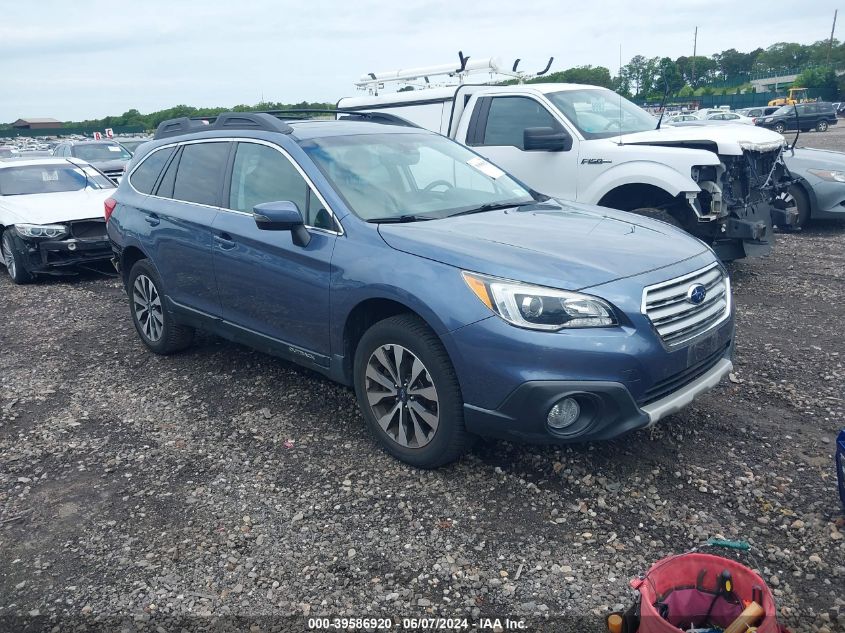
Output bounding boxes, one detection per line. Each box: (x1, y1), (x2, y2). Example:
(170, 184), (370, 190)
(126, 137), (344, 236)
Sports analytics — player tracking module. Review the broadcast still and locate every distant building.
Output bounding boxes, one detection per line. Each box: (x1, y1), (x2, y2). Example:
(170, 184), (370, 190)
(12, 117), (63, 130)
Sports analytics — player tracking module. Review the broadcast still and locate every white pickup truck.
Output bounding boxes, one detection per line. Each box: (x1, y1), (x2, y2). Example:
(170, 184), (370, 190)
(339, 80), (796, 260)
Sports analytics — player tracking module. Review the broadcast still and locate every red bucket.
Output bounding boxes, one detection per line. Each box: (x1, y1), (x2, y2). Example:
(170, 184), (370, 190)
(630, 553), (783, 633)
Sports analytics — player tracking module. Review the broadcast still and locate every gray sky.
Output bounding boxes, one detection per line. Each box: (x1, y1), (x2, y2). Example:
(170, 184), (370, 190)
(0, 0), (840, 122)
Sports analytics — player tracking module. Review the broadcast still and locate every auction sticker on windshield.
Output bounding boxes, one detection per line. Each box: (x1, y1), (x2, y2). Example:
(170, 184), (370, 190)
(467, 156), (504, 179)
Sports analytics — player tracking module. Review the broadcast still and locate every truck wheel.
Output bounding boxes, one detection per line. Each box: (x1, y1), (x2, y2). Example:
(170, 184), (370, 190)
(353, 314), (471, 469)
(2, 230), (35, 284)
(774, 122), (786, 134)
(127, 259), (194, 354)
(632, 207), (684, 230)
(778, 185), (811, 230)
(816, 120), (829, 132)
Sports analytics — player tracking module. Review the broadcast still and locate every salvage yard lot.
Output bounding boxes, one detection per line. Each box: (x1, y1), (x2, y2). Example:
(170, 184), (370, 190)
(1, 224), (844, 632)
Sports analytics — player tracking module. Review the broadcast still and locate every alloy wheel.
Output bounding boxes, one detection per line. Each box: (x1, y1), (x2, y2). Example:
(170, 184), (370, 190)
(2, 234), (16, 279)
(365, 344), (439, 448)
(133, 274), (164, 342)
(775, 190), (800, 227)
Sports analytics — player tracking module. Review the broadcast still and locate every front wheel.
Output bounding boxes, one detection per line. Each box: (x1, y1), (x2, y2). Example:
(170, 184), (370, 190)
(2, 230), (35, 284)
(777, 185), (811, 230)
(816, 119), (829, 132)
(353, 314), (471, 468)
(127, 259), (194, 354)
(774, 122), (786, 134)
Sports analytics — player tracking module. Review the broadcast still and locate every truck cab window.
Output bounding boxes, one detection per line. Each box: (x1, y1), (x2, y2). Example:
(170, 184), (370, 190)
(482, 97), (558, 149)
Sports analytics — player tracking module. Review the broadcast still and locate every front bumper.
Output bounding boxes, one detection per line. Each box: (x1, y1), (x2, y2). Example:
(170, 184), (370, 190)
(807, 179), (845, 219)
(447, 311), (734, 445)
(18, 235), (112, 273)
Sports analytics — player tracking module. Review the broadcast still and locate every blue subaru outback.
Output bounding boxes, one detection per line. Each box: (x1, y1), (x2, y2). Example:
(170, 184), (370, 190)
(106, 111), (734, 468)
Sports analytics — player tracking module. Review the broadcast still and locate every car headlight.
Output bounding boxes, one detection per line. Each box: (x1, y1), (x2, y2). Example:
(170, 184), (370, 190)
(808, 168), (845, 183)
(14, 223), (68, 239)
(763, 117), (773, 122)
(462, 271), (616, 330)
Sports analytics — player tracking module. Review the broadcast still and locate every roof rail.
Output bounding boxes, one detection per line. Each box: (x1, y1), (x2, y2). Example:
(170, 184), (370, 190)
(153, 112), (294, 140)
(154, 109), (419, 140)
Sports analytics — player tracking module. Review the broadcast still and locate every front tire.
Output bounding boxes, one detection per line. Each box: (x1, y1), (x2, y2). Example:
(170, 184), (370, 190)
(777, 185), (811, 230)
(353, 314), (471, 468)
(2, 230), (35, 284)
(774, 122), (786, 134)
(127, 259), (194, 354)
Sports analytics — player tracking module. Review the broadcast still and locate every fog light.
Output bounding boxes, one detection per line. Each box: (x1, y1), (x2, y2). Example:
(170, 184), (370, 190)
(547, 397), (580, 429)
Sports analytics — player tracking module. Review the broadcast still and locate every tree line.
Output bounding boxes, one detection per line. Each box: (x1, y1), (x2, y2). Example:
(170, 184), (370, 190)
(564, 39), (845, 101)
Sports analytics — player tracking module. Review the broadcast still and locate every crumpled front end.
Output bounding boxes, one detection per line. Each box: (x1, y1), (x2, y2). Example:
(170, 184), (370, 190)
(689, 145), (796, 260)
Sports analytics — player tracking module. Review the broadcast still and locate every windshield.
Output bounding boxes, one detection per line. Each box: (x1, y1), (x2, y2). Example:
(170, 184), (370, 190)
(72, 143), (132, 161)
(0, 164), (115, 195)
(301, 132), (533, 221)
(546, 88), (657, 139)
(773, 105), (794, 116)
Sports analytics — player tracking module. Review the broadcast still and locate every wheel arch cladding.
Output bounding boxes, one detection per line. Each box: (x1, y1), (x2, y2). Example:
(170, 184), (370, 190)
(342, 298), (442, 385)
(121, 245), (149, 286)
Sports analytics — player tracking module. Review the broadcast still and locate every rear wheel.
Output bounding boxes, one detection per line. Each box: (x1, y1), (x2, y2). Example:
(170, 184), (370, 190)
(816, 119), (829, 132)
(127, 259), (194, 354)
(353, 314), (471, 468)
(2, 230), (35, 284)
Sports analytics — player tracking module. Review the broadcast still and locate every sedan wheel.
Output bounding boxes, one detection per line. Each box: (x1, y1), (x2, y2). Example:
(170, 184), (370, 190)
(365, 343), (439, 448)
(776, 185), (810, 230)
(2, 231), (34, 284)
(132, 274), (164, 342)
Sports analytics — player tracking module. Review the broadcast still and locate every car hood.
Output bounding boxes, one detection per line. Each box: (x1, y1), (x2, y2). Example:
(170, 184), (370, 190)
(619, 123), (785, 155)
(378, 200), (710, 291)
(786, 146), (845, 170)
(0, 188), (113, 225)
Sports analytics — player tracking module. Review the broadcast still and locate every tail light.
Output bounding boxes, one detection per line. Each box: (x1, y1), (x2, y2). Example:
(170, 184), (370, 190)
(752, 117), (757, 124)
(104, 197), (117, 224)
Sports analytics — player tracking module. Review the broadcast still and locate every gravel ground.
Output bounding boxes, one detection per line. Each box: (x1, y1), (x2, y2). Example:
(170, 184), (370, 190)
(1, 220), (844, 631)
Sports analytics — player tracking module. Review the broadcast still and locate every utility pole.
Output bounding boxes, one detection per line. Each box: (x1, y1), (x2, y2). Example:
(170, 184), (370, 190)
(827, 10), (838, 66)
(691, 26), (698, 86)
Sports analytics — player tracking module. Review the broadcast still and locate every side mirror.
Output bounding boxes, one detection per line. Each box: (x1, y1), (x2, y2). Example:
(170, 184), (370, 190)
(523, 127), (572, 152)
(253, 200), (311, 247)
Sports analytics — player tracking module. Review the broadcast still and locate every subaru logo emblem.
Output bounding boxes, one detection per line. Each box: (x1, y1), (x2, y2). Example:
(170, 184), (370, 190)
(687, 284), (707, 305)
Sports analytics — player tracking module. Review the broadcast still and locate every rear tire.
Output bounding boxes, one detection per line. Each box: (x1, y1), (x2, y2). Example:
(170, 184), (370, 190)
(816, 119), (829, 132)
(353, 314), (471, 469)
(127, 259), (194, 354)
(2, 230), (35, 285)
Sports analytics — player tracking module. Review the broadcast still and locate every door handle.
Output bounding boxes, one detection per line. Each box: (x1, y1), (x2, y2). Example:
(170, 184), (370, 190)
(144, 214), (160, 226)
(214, 233), (236, 250)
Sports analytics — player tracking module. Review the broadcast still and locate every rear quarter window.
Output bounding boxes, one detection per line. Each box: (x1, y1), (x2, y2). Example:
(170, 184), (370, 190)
(129, 147), (175, 194)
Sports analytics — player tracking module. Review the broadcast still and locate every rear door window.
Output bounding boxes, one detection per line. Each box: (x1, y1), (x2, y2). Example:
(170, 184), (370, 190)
(130, 147), (174, 194)
(172, 142), (231, 206)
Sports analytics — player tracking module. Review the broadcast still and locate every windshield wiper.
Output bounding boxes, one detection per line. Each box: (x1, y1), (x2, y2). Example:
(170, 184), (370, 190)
(366, 214), (435, 224)
(447, 199), (539, 218)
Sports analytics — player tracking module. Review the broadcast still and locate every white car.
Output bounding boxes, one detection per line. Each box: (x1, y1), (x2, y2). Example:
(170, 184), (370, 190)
(0, 158), (115, 284)
(696, 111), (755, 125)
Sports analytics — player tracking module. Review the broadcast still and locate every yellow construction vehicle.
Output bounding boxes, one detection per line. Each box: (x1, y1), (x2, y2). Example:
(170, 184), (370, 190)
(768, 87), (811, 107)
